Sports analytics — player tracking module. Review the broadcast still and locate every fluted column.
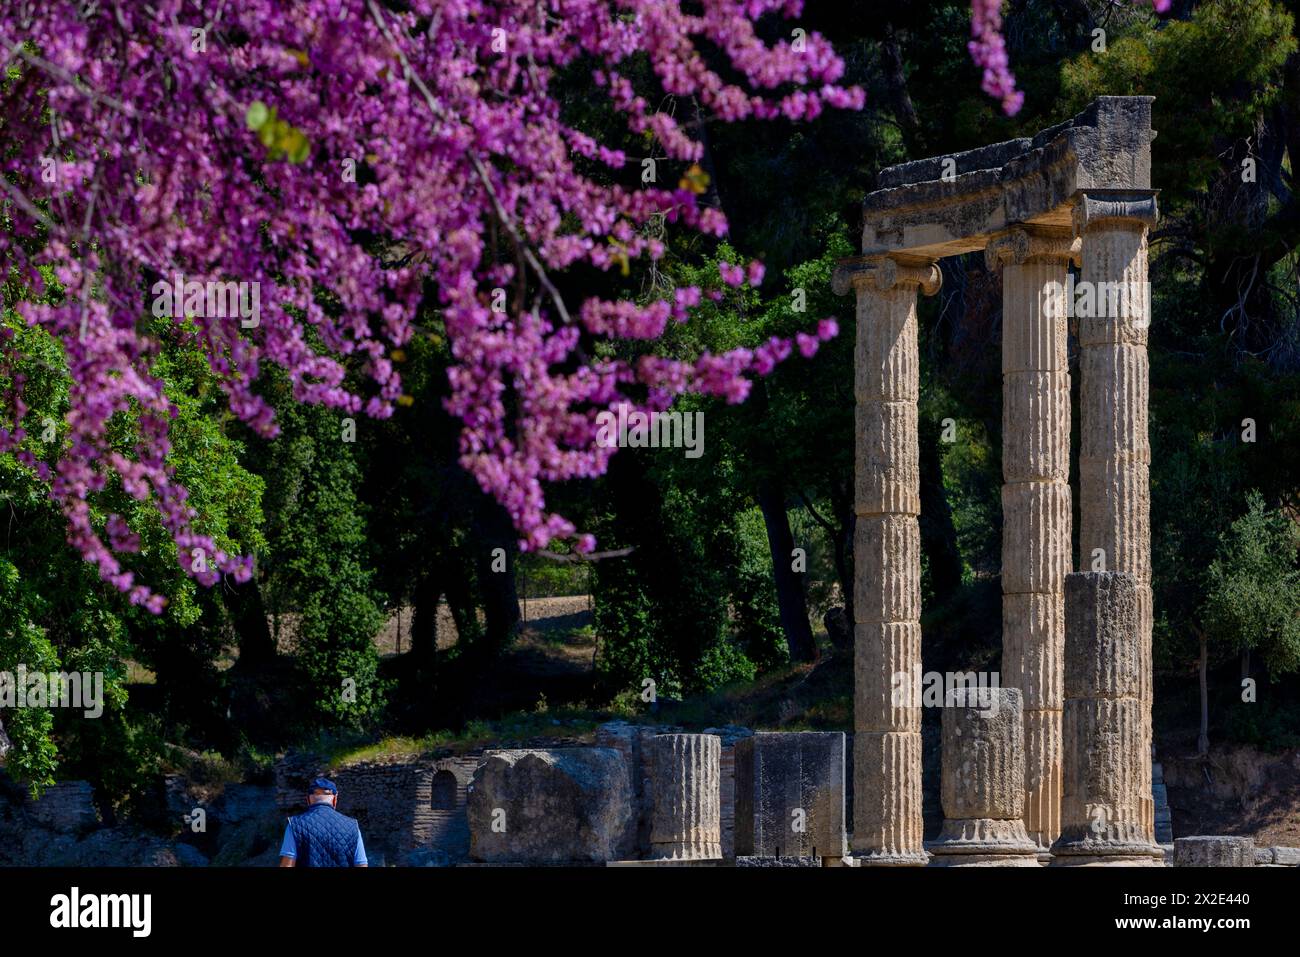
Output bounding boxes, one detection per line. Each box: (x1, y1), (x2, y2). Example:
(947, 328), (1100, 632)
(1073, 190), (1158, 842)
(647, 734), (722, 860)
(928, 687), (1041, 866)
(834, 255), (940, 866)
(1051, 572), (1163, 865)
(986, 227), (1077, 856)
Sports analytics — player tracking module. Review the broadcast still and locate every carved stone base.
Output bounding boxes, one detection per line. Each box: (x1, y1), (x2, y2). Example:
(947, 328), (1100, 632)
(927, 818), (1041, 866)
(928, 852), (1044, 868)
(1050, 836), (1165, 867)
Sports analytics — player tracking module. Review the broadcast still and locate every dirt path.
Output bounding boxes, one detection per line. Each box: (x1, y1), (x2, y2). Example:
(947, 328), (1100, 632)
(372, 594), (593, 655)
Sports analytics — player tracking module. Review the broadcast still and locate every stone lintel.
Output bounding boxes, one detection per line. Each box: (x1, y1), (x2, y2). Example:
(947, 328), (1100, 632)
(859, 97), (1155, 260)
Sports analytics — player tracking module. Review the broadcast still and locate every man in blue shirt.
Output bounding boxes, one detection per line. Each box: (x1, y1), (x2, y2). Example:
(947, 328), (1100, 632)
(278, 778), (369, 868)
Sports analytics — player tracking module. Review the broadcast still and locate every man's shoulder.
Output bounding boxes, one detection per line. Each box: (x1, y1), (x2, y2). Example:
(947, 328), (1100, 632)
(289, 805), (358, 826)
(312, 805), (361, 828)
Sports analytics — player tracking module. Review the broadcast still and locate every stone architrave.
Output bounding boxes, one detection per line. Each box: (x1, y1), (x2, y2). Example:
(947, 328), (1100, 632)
(986, 226), (1078, 856)
(833, 255), (940, 867)
(1074, 190), (1159, 842)
(734, 732), (846, 864)
(1051, 572), (1163, 866)
(928, 687), (1041, 866)
(466, 749), (632, 864)
(647, 734), (722, 861)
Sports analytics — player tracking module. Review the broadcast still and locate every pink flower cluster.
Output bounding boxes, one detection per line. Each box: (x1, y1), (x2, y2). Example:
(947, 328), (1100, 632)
(969, 0), (1025, 116)
(0, 0), (861, 603)
(969, 0), (1170, 116)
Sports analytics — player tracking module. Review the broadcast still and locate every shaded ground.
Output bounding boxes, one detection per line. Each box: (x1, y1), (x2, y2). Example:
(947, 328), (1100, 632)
(376, 595), (600, 726)
(127, 595), (1300, 850)
(1158, 732), (1300, 847)
(373, 594), (593, 655)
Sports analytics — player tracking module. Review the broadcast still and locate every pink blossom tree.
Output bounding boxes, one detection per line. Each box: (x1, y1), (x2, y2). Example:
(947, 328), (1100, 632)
(0, 0), (1163, 609)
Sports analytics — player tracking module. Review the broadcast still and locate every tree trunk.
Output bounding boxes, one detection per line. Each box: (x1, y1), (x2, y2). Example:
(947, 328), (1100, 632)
(227, 577), (276, 672)
(1197, 626), (1210, 758)
(474, 499), (522, 656)
(409, 571), (440, 667)
(756, 479), (817, 662)
(444, 552), (482, 646)
(880, 25), (921, 154)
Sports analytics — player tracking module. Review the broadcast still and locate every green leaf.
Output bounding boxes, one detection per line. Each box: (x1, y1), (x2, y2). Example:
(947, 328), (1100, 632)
(245, 101), (269, 131)
(287, 131), (310, 164)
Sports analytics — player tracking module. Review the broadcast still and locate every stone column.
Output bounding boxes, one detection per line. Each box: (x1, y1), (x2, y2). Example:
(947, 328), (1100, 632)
(647, 734), (721, 861)
(986, 228), (1077, 857)
(1051, 572), (1163, 865)
(928, 687), (1041, 866)
(1073, 191), (1159, 841)
(834, 255), (940, 866)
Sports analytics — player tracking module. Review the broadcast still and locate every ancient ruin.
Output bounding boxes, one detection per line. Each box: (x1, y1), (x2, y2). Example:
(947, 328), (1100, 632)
(647, 734), (722, 861)
(1052, 572), (1163, 865)
(834, 97), (1159, 864)
(929, 687), (1040, 866)
(466, 748), (632, 864)
(1173, 836), (1255, 868)
(20, 97), (1289, 875)
(734, 732), (847, 865)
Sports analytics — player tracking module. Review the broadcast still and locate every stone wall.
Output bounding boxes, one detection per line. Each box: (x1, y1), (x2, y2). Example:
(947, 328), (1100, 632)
(24, 780), (99, 833)
(594, 722), (751, 859)
(275, 753), (476, 863)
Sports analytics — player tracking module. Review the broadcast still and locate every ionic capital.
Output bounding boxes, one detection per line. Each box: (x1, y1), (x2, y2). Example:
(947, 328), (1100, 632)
(984, 227), (1081, 271)
(832, 256), (942, 297)
(1071, 190), (1159, 236)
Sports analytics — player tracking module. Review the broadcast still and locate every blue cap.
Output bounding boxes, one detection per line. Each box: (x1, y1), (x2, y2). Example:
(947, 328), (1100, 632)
(308, 778), (338, 795)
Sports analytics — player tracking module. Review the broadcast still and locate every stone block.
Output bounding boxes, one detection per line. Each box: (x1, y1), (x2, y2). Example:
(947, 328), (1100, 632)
(1002, 483), (1072, 595)
(1002, 371), (1070, 482)
(929, 688), (1039, 866)
(1002, 594), (1065, 711)
(940, 687), (1025, 821)
(1173, 836), (1255, 868)
(852, 730), (925, 863)
(853, 516), (920, 623)
(1271, 846), (1300, 866)
(734, 732), (846, 860)
(467, 749), (632, 863)
(855, 400), (919, 515)
(1064, 572), (1141, 698)
(854, 622), (922, 732)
